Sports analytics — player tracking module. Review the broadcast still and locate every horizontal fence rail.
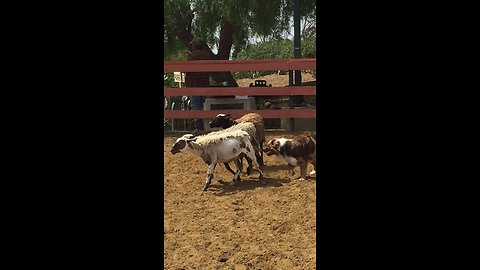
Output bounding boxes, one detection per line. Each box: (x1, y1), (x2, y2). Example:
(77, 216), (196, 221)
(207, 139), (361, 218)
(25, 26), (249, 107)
(164, 86), (316, 96)
(164, 58), (316, 72)
(164, 109), (316, 119)
(163, 58), (317, 124)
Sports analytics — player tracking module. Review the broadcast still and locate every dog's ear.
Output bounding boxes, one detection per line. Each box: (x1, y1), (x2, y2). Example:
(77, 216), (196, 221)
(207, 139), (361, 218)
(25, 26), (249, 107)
(272, 140), (281, 150)
(192, 129), (198, 136)
(264, 139), (281, 155)
(267, 139), (277, 146)
(262, 145), (273, 153)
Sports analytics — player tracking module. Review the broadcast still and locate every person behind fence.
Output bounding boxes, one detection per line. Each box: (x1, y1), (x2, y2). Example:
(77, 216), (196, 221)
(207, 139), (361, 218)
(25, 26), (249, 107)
(185, 38), (211, 131)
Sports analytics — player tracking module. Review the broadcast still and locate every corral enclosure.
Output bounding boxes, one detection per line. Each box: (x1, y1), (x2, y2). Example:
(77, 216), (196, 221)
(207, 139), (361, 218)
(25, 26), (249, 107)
(164, 131), (317, 270)
(165, 72), (316, 131)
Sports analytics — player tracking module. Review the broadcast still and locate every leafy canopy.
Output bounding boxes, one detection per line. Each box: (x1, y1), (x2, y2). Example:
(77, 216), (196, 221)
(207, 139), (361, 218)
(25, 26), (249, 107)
(164, 0), (316, 59)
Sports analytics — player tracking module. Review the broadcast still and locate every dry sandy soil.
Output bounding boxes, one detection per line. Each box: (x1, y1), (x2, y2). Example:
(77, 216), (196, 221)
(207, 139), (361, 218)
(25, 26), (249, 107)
(235, 72), (316, 87)
(164, 131), (317, 270)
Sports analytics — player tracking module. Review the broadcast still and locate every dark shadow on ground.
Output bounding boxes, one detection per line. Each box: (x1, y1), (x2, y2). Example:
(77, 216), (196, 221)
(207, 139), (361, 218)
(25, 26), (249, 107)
(262, 163), (315, 171)
(261, 164), (294, 172)
(208, 176), (292, 196)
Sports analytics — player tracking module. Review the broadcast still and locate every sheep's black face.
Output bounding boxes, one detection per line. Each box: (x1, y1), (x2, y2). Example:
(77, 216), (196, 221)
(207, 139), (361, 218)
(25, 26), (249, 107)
(171, 134), (196, 154)
(209, 114), (233, 129)
(170, 139), (186, 154)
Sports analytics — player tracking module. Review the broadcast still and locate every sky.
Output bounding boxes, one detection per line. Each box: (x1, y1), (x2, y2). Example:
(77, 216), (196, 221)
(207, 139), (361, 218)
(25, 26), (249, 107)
(210, 23), (297, 55)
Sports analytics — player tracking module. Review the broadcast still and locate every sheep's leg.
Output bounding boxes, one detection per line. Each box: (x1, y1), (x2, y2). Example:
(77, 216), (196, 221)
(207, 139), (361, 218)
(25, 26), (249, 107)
(246, 138), (263, 175)
(257, 141), (264, 166)
(260, 150), (264, 166)
(244, 149), (265, 184)
(261, 140), (265, 165)
(230, 159), (242, 185)
(202, 163), (216, 191)
(230, 155), (243, 181)
(254, 150), (263, 168)
(236, 158), (242, 181)
(223, 162), (237, 176)
(245, 156), (253, 175)
(252, 139), (264, 167)
(237, 157), (244, 178)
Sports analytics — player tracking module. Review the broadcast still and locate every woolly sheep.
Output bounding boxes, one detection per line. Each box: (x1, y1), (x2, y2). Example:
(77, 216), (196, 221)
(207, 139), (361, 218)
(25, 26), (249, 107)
(170, 129), (265, 191)
(208, 113), (265, 174)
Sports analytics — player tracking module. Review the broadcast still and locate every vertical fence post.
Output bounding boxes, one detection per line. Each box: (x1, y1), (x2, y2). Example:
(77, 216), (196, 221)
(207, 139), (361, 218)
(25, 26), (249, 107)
(294, 0), (302, 85)
(291, 0), (304, 131)
(288, 70), (295, 131)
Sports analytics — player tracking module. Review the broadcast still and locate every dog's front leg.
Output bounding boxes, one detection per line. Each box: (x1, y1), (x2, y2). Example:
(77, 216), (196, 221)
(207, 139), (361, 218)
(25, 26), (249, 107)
(298, 163), (308, 181)
(287, 164), (295, 176)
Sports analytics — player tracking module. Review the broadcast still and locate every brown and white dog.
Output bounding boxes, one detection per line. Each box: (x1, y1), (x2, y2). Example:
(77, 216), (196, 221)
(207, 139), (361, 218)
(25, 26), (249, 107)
(263, 131), (316, 180)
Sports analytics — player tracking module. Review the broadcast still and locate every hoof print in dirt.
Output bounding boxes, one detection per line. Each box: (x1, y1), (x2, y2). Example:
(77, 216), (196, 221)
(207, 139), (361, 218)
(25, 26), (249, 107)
(218, 254), (229, 262)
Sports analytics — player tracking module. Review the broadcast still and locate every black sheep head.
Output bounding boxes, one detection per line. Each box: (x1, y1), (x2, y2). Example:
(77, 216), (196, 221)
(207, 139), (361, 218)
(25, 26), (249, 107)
(208, 113), (234, 129)
(171, 134), (197, 154)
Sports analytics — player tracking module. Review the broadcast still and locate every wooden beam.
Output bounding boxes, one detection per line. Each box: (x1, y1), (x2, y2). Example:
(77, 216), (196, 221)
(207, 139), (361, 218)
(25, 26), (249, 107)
(163, 58), (316, 72)
(289, 59), (316, 70)
(164, 86), (316, 96)
(163, 109), (316, 119)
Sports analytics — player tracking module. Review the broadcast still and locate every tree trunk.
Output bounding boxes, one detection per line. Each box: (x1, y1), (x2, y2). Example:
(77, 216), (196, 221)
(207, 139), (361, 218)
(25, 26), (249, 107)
(174, 13), (238, 87)
(217, 19), (233, 60)
(211, 18), (238, 87)
(177, 28), (194, 52)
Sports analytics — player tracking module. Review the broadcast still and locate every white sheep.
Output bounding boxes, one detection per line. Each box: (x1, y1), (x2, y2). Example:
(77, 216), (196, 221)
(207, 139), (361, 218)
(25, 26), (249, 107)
(170, 128), (265, 191)
(208, 113), (266, 174)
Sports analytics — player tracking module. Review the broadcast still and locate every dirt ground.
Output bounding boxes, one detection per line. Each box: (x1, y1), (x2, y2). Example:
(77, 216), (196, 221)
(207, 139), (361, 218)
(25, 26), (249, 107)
(164, 131), (316, 270)
(235, 72), (316, 87)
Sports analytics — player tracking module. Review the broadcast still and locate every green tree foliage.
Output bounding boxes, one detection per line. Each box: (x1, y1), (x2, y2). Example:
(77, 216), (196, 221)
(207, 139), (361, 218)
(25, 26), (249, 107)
(164, 73), (176, 87)
(233, 35), (316, 79)
(164, 0), (316, 85)
(164, 0), (316, 60)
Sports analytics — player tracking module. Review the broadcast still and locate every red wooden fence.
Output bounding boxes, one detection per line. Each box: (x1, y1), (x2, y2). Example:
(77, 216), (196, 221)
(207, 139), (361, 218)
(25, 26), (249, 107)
(163, 58), (316, 119)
